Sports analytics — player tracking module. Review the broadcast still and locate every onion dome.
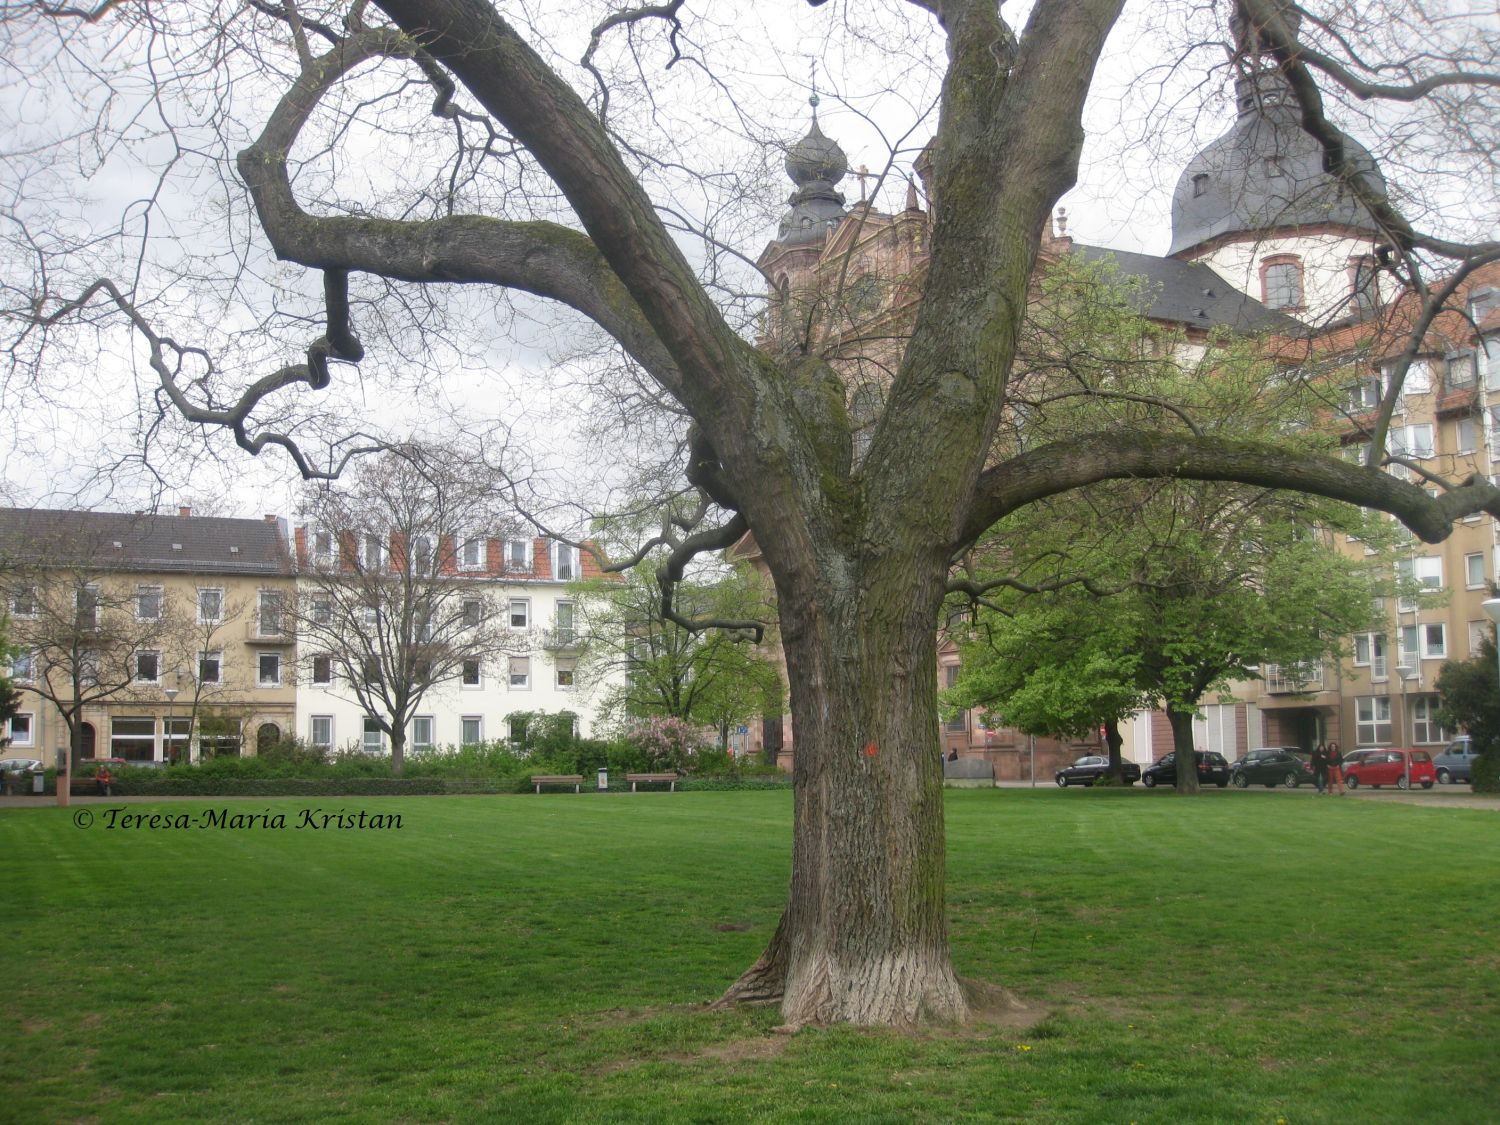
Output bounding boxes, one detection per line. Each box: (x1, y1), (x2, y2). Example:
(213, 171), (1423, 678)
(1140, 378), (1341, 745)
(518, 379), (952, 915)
(776, 94), (848, 245)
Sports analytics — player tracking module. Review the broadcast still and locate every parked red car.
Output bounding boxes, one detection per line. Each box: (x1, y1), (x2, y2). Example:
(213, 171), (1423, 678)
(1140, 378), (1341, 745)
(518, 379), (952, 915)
(1341, 749), (1435, 790)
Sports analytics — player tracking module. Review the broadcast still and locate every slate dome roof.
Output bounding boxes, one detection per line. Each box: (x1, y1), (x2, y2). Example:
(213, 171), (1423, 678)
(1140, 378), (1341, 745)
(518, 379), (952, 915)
(1168, 71), (1388, 257)
(776, 97), (849, 245)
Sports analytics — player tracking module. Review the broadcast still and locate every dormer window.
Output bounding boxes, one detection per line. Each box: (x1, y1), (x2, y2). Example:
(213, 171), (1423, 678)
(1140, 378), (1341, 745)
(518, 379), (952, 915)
(1191, 173), (1209, 199)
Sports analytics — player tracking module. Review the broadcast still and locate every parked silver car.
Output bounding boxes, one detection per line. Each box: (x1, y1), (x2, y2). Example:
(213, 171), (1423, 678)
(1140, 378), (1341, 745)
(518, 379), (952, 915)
(1431, 736), (1480, 784)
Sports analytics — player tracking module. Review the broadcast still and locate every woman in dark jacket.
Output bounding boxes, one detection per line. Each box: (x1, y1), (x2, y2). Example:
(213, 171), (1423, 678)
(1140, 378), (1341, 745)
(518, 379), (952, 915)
(1311, 743), (1329, 794)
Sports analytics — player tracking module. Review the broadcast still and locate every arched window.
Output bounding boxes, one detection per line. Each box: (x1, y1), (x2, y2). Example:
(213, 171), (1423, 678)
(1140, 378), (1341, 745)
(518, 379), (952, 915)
(256, 723), (281, 753)
(1261, 256), (1303, 311)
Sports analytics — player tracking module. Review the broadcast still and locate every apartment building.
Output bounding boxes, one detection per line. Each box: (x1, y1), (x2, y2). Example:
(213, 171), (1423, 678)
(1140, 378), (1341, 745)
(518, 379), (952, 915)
(0, 507), (297, 763)
(291, 528), (617, 755)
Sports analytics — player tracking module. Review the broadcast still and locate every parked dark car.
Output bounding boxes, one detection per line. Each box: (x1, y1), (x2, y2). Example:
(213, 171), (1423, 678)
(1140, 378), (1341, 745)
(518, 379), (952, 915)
(1230, 748), (1316, 789)
(1054, 754), (1141, 787)
(1142, 750), (1231, 788)
(1431, 736), (1479, 784)
(1341, 749), (1435, 790)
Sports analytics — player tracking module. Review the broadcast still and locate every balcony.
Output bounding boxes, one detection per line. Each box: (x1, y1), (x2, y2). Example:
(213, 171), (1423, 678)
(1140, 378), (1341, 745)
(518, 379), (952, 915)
(246, 618), (295, 645)
(541, 628), (586, 651)
(1263, 662), (1324, 694)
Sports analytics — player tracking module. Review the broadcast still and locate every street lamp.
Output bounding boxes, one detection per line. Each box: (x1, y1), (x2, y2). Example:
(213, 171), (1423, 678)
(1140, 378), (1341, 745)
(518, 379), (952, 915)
(1397, 663), (1420, 789)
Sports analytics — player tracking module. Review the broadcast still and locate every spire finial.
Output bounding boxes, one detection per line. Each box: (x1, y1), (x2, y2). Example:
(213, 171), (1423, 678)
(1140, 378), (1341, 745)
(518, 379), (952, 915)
(809, 60), (819, 119)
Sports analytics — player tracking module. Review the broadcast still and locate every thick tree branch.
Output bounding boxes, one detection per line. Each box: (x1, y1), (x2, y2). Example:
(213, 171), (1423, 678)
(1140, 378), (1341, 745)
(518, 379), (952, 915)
(966, 431), (1500, 546)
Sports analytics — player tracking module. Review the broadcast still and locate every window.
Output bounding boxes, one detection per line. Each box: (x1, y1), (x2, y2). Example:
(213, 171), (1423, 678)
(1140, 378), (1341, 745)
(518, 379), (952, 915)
(311, 595), (333, 625)
(505, 539), (531, 571)
(134, 650), (161, 684)
(552, 542), (580, 581)
(556, 663), (575, 689)
(1353, 632), (1388, 680)
(461, 659), (482, 688)
(1467, 553), (1486, 589)
(111, 716), (157, 761)
(411, 715), (435, 754)
(1388, 423), (1434, 459)
(554, 601), (576, 644)
(136, 585), (163, 621)
(1457, 417), (1478, 455)
(508, 598), (530, 629)
(1393, 358), (1431, 395)
(410, 534), (435, 575)
(1411, 696), (1447, 745)
(311, 655), (333, 685)
(1351, 257), (1379, 313)
(10, 650), (34, 682)
(1396, 556), (1442, 598)
(1191, 172), (1209, 198)
(1343, 376), (1381, 413)
(360, 533), (387, 570)
(415, 604), (434, 642)
(258, 590), (285, 636)
(509, 656), (531, 689)
(459, 535), (485, 570)
(311, 530), (337, 566)
(461, 716), (483, 746)
(310, 715), (334, 751)
(1355, 697), (1393, 746)
(76, 584), (99, 631)
(1483, 338), (1500, 391)
(1447, 352), (1477, 389)
(6, 713), (33, 747)
(361, 657), (380, 686)
(1397, 624), (1419, 668)
(257, 651), (282, 687)
(507, 714), (528, 747)
(1263, 259), (1303, 310)
(1469, 619), (1490, 656)
(198, 650), (222, 685)
(462, 598), (484, 629)
(1468, 287), (1497, 324)
(362, 717), (384, 754)
(197, 587), (223, 624)
(1420, 623), (1447, 659)
(10, 587), (36, 618)
(164, 717), (191, 762)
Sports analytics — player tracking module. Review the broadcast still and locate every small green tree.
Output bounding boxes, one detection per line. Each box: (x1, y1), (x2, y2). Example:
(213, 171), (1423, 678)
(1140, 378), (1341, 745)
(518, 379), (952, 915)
(1435, 635), (1500, 793)
(574, 563), (783, 748)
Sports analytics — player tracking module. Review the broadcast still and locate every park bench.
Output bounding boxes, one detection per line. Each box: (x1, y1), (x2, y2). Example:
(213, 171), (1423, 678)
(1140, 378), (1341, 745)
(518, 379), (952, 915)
(625, 772), (680, 793)
(530, 774), (582, 794)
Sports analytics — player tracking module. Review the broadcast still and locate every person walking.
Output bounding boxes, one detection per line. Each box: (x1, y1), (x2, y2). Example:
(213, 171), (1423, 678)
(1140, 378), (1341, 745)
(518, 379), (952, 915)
(1325, 741), (1345, 796)
(1311, 742), (1329, 795)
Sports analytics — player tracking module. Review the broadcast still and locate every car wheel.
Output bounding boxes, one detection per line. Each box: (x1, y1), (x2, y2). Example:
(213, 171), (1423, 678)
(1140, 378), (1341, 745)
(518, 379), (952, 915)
(1055, 774), (1068, 788)
(1437, 768), (1451, 784)
(1397, 775), (1409, 790)
(1143, 774), (1157, 788)
(1232, 773), (1249, 788)
(1282, 772), (1300, 789)
(1345, 774), (1360, 790)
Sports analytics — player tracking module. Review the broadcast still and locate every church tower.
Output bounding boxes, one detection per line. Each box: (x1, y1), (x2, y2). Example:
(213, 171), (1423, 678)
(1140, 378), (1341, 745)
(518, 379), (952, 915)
(1168, 7), (1390, 325)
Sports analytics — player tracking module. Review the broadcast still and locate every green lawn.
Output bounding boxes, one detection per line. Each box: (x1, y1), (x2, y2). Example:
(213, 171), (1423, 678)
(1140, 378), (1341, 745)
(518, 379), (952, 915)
(2, 789), (1496, 1123)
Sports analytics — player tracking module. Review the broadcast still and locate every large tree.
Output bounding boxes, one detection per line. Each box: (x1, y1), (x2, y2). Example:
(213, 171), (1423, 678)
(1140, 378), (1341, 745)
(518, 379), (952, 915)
(4, 0), (1498, 1028)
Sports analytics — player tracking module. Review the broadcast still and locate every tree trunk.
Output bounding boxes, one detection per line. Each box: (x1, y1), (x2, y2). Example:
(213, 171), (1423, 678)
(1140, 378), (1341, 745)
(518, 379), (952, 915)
(716, 566), (969, 1028)
(1166, 704), (1200, 794)
(389, 732), (406, 777)
(1104, 718), (1125, 779)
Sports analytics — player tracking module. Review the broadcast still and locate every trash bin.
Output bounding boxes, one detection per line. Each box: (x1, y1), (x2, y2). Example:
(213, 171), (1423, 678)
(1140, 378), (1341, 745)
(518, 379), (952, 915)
(32, 772), (44, 795)
(597, 767), (608, 791)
